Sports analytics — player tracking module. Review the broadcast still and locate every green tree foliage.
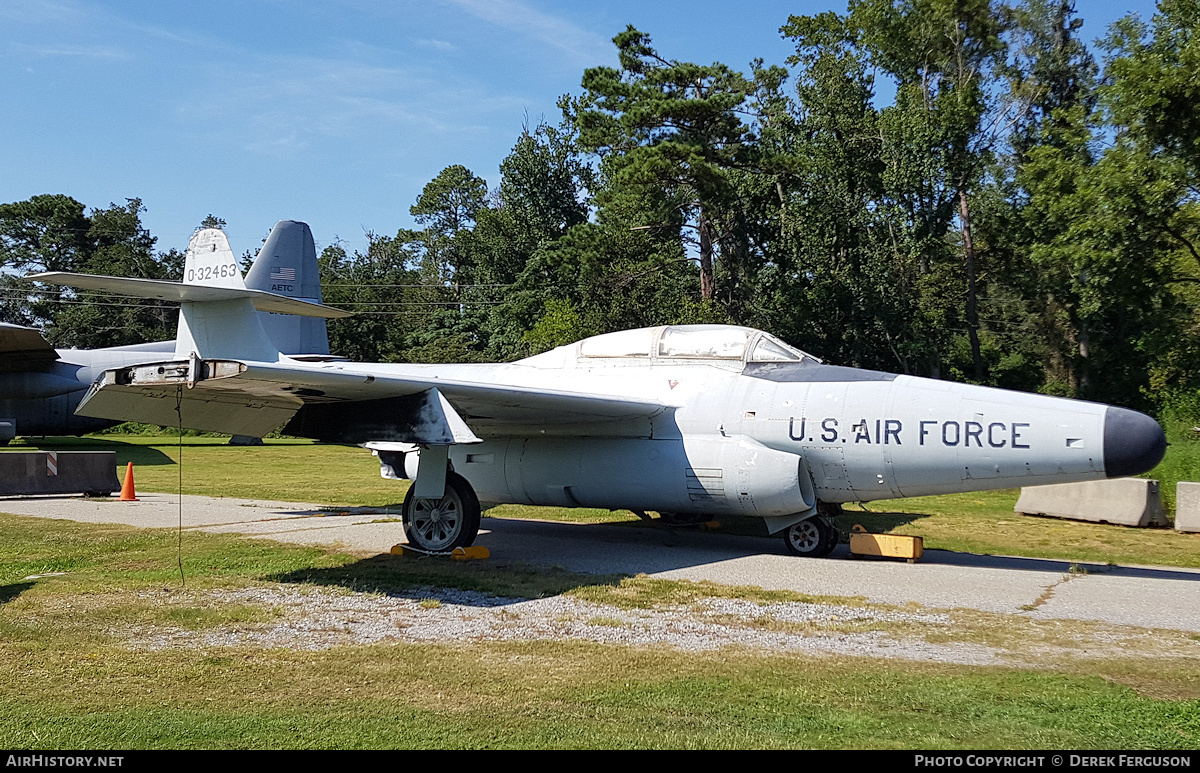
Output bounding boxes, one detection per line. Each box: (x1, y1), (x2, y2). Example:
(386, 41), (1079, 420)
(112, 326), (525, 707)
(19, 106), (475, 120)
(766, 12), (902, 370)
(473, 119), (593, 358)
(576, 26), (760, 306)
(0, 196), (179, 347)
(978, 0), (1098, 394)
(408, 164), (489, 291)
(774, 1), (1007, 378)
(319, 237), (417, 363)
(0, 194), (92, 273)
(1104, 0), (1200, 180)
(1097, 0), (1200, 408)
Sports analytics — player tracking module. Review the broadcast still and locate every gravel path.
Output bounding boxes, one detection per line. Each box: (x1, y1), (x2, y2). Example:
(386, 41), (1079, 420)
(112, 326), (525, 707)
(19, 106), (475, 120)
(117, 583), (1180, 667)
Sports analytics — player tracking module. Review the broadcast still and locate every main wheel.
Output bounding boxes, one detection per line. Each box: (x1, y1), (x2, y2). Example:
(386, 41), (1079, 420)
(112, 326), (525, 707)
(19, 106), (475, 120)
(401, 471), (481, 552)
(783, 516), (838, 558)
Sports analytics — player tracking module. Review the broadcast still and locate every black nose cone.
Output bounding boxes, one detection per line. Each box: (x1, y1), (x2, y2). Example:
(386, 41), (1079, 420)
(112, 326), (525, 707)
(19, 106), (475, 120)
(1104, 406), (1167, 478)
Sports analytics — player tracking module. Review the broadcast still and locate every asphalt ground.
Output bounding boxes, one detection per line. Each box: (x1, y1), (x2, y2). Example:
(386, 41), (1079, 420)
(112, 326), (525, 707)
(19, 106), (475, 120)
(4, 492), (1200, 633)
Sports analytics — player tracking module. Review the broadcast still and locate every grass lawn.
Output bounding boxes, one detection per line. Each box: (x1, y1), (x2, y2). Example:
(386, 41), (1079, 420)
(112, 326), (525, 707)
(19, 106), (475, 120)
(0, 514), (1196, 749)
(8, 435), (404, 507)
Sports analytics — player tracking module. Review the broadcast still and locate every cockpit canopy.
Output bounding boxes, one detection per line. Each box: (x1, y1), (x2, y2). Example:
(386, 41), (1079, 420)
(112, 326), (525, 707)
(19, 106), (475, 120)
(576, 325), (818, 364)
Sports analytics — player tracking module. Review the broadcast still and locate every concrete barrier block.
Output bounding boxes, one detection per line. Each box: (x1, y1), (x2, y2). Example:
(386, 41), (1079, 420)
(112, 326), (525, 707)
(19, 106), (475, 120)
(1015, 478), (1168, 527)
(1175, 482), (1200, 533)
(0, 451), (120, 496)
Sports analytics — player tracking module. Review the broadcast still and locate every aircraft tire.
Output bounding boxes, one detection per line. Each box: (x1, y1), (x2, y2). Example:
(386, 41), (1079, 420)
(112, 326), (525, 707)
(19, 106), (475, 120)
(783, 516), (838, 558)
(401, 471), (481, 552)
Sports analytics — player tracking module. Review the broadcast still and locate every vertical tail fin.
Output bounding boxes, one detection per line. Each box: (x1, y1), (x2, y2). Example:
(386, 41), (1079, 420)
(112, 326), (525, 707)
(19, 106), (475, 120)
(183, 228), (246, 289)
(243, 221), (330, 356)
(175, 228), (278, 362)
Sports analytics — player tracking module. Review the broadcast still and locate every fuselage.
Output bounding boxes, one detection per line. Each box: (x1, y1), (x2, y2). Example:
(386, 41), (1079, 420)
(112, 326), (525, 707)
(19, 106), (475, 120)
(0, 342), (175, 436)
(322, 325), (1165, 521)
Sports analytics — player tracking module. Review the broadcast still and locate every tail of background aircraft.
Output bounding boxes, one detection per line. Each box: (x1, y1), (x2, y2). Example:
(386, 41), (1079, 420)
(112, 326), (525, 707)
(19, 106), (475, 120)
(244, 221), (331, 357)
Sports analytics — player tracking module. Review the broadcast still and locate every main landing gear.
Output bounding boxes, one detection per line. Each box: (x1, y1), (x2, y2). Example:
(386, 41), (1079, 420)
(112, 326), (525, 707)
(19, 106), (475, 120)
(401, 471), (481, 552)
(782, 504), (841, 558)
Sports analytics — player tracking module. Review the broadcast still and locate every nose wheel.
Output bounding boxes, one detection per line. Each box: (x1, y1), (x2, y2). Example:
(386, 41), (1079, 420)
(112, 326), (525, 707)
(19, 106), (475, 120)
(401, 471), (481, 552)
(783, 515), (838, 557)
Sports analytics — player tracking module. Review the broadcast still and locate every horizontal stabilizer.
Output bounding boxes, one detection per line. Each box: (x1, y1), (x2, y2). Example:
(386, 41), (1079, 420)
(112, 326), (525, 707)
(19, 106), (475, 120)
(25, 272), (351, 319)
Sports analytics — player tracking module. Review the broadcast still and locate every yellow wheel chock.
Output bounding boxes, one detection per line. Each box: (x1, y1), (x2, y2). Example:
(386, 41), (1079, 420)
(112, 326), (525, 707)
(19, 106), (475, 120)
(390, 543), (490, 561)
(848, 524), (923, 563)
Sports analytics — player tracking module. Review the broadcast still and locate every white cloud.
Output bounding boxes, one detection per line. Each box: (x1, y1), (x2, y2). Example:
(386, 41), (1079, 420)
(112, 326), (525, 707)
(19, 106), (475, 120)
(8, 42), (130, 59)
(441, 0), (611, 63)
(179, 54), (527, 159)
(0, 0), (87, 25)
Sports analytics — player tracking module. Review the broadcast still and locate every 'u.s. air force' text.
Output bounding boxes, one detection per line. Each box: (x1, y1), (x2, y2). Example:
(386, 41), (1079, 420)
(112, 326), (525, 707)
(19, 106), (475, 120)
(789, 418), (1032, 448)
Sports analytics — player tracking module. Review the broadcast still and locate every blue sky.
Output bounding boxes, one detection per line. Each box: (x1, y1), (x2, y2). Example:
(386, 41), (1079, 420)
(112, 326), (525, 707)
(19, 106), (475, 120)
(0, 0), (1162, 260)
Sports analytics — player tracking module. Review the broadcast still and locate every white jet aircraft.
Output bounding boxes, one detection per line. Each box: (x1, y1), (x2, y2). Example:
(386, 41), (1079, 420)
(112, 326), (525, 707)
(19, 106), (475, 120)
(28, 228), (1168, 557)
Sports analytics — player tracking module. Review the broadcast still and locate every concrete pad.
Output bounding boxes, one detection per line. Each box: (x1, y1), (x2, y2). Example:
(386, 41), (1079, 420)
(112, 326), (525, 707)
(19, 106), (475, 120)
(654, 552), (1056, 614)
(1015, 478), (1168, 527)
(472, 518), (1200, 630)
(200, 516), (381, 536)
(0, 493), (410, 555)
(239, 522), (412, 553)
(0, 493), (382, 529)
(1029, 568), (1200, 631)
(1175, 482), (1200, 533)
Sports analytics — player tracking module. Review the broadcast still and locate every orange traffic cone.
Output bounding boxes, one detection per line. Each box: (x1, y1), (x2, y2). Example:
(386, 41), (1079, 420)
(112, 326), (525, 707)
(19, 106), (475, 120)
(118, 462), (138, 501)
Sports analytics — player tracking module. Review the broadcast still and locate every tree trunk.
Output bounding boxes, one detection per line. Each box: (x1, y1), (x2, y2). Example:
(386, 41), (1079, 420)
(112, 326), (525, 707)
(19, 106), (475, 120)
(1078, 320), (1090, 393)
(698, 211), (715, 302)
(959, 188), (983, 381)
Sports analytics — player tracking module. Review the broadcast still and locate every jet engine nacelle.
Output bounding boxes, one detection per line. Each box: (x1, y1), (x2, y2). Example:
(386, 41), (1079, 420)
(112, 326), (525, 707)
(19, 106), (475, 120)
(0, 372), (81, 400)
(0, 391), (111, 436)
(425, 436), (816, 520)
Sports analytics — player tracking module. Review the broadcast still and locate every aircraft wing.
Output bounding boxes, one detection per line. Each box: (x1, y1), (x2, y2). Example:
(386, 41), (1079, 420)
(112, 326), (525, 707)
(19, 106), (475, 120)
(76, 358), (666, 442)
(0, 322), (59, 368)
